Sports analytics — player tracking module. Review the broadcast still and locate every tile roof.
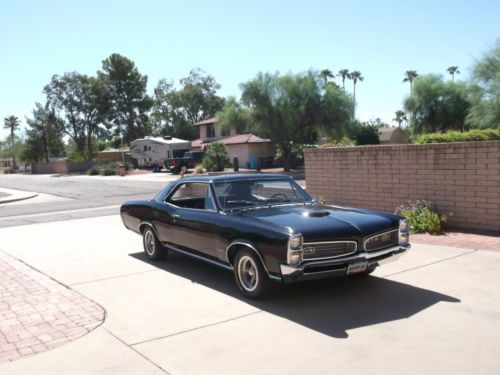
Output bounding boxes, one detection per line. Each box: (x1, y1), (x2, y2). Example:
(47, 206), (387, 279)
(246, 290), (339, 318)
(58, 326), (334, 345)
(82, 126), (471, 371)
(194, 117), (218, 126)
(190, 133), (270, 148)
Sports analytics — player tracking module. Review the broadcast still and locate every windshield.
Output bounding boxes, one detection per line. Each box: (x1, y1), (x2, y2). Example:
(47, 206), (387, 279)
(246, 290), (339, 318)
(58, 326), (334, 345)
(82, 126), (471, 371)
(214, 178), (312, 211)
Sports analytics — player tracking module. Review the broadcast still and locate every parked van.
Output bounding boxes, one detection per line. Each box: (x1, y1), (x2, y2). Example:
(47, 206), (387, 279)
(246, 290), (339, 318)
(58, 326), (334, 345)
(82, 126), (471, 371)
(130, 136), (190, 171)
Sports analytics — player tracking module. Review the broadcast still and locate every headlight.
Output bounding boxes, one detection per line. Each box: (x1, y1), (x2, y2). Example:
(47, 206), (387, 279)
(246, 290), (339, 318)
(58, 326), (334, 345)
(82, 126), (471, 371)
(289, 235), (303, 250)
(399, 219), (409, 233)
(399, 219), (410, 246)
(287, 235), (303, 266)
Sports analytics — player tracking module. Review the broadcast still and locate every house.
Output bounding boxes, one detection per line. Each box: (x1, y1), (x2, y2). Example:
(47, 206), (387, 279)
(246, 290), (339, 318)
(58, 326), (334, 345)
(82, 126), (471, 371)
(0, 157), (26, 171)
(191, 118), (275, 168)
(378, 127), (409, 144)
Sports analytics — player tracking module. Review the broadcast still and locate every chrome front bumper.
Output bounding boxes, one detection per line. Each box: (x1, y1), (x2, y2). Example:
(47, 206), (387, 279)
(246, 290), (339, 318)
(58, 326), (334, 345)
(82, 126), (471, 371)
(279, 244), (411, 283)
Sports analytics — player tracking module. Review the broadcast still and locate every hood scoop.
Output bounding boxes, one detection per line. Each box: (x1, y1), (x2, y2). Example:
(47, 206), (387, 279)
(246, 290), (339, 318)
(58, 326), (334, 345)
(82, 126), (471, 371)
(302, 210), (330, 218)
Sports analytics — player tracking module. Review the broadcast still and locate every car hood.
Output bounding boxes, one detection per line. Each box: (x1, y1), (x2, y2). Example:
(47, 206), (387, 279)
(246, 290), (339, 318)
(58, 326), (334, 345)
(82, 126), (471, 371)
(237, 204), (399, 242)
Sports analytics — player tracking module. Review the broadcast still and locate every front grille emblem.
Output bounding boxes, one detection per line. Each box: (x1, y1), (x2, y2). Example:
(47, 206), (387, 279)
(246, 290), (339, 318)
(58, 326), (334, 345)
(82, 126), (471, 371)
(303, 247), (316, 255)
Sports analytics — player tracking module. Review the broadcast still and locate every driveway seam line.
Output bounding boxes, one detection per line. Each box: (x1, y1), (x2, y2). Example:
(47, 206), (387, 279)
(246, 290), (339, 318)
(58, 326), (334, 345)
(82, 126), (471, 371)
(381, 249), (478, 278)
(101, 327), (170, 374)
(130, 310), (263, 347)
(69, 269), (161, 286)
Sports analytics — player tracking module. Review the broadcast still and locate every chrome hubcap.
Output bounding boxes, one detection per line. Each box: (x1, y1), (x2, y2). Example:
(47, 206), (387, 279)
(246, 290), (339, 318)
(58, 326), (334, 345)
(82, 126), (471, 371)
(144, 230), (155, 255)
(238, 256), (259, 292)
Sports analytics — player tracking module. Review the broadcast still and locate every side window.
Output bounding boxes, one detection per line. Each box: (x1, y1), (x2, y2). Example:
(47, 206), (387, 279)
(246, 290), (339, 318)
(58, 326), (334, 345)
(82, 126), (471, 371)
(166, 183), (215, 211)
(206, 124), (215, 138)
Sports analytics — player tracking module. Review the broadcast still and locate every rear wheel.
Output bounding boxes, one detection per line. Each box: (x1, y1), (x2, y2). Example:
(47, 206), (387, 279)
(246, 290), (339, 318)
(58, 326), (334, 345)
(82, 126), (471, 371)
(233, 249), (271, 299)
(142, 227), (167, 261)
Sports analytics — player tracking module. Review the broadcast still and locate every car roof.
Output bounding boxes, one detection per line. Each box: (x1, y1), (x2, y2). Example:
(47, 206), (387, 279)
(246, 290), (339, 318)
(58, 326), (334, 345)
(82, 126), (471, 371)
(180, 173), (292, 183)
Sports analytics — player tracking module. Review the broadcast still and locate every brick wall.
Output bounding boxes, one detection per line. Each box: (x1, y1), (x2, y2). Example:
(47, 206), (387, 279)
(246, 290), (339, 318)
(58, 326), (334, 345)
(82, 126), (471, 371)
(304, 141), (500, 232)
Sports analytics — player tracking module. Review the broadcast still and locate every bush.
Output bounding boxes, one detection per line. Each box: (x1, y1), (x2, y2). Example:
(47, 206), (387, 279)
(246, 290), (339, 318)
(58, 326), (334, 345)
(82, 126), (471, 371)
(86, 166), (100, 175)
(86, 162), (119, 176)
(395, 200), (449, 234)
(202, 142), (231, 172)
(415, 128), (500, 144)
(3, 168), (16, 174)
(194, 164), (205, 174)
(320, 138), (356, 148)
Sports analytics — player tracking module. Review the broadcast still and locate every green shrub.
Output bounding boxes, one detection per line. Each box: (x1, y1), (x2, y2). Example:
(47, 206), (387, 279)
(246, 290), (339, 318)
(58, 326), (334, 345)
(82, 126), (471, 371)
(194, 164), (205, 174)
(3, 168), (16, 174)
(415, 128), (500, 144)
(395, 200), (449, 234)
(202, 142), (231, 172)
(320, 138), (356, 148)
(86, 166), (100, 175)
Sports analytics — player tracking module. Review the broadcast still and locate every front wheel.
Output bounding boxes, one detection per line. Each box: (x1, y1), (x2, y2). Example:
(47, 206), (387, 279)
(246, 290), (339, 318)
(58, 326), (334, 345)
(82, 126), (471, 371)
(142, 227), (167, 261)
(233, 249), (271, 299)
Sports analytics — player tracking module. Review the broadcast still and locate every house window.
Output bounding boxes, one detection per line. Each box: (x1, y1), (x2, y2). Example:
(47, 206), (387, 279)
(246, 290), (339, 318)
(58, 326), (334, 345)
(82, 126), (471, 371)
(143, 145), (147, 151)
(206, 124), (215, 138)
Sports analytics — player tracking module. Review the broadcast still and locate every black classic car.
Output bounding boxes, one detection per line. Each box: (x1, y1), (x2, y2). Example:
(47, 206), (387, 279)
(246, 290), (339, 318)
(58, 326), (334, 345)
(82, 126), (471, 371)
(121, 174), (410, 298)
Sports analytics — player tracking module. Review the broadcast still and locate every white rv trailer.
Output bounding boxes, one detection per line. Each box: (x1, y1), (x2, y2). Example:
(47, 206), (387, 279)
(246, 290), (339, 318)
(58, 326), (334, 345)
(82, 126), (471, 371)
(130, 136), (190, 170)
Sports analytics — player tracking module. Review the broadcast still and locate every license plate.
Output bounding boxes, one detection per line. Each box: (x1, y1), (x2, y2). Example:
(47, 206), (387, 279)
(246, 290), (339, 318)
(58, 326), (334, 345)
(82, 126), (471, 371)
(346, 261), (368, 275)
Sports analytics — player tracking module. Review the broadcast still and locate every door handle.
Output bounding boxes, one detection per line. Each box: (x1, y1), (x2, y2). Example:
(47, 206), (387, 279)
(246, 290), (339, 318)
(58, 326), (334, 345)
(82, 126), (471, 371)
(172, 214), (180, 221)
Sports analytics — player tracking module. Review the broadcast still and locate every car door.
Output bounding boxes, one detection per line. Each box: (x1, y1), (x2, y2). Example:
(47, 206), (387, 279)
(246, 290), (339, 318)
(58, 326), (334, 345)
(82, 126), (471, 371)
(164, 182), (218, 258)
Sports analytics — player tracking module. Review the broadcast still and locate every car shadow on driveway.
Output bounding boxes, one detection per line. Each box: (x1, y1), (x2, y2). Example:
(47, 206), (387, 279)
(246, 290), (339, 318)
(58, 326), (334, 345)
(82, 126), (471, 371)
(129, 251), (460, 339)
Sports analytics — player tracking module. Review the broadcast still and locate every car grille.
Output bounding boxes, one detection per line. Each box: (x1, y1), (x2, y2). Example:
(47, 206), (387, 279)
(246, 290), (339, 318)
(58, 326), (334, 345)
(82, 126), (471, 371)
(302, 241), (357, 260)
(364, 229), (399, 251)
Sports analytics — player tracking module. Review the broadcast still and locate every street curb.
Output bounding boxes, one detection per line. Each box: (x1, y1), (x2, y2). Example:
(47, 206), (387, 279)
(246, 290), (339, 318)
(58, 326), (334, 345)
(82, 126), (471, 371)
(0, 191), (39, 204)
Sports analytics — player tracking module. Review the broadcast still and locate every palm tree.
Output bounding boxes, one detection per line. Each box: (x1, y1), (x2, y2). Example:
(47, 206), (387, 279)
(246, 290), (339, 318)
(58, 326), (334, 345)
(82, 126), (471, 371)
(447, 66), (460, 82)
(393, 110), (407, 128)
(320, 69), (334, 88)
(403, 70), (418, 96)
(403, 70), (418, 129)
(337, 69), (350, 90)
(3, 115), (21, 169)
(350, 71), (363, 120)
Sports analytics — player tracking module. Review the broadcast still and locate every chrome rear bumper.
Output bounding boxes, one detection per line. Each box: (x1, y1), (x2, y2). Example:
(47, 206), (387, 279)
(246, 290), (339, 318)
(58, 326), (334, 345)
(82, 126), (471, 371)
(280, 244), (411, 283)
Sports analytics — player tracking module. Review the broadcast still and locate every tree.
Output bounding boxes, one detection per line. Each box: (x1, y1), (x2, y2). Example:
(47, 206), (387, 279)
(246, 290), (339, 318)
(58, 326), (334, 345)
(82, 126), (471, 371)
(447, 66), (460, 82)
(99, 53), (152, 143)
(393, 110), (407, 128)
(44, 72), (110, 160)
(152, 68), (225, 140)
(22, 103), (65, 163)
(219, 70), (351, 171)
(404, 74), (470, 134)
(320, 69), (334, 88)
(403, 70), (418, 96)
(466, 40), (500, 129)
(403, 70), (418, 127)
(337, 69), (350, 90)
(202, 141), (230, 171)
(350, 70), (363, 120)
(3, 115), (20, 169)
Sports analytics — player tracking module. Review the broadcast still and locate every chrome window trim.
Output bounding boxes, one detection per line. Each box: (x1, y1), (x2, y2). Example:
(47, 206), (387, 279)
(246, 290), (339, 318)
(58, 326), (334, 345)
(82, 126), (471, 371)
(363, 229), (399, 251)
(164, 181), (218, 212)
(302, 240), (358, 261)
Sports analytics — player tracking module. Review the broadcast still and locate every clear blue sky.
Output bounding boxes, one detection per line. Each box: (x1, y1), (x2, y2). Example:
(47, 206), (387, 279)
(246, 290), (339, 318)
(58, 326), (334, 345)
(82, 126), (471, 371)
(1, 0), (499, 139)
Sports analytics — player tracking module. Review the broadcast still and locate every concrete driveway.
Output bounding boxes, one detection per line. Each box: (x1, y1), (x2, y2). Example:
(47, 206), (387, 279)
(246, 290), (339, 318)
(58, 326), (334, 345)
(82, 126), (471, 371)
(0, 215), (499, 374)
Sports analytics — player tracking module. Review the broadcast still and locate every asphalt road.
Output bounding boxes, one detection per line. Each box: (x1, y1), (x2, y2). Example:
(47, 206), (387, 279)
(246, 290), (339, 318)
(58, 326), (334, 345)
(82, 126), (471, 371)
(0, 172), (306, 227)
(0, 173), (174, 227)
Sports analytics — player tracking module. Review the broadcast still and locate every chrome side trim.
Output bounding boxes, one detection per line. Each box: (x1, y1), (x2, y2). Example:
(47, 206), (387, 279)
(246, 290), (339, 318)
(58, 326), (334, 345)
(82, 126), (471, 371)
(281, 244), (411, 276)
(302, 240), (358, 261)
(363, 229), (399, 251)
(225, 241), (280, 281)
(139, 221), (161, 239)
(164, 243), (234, 271)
